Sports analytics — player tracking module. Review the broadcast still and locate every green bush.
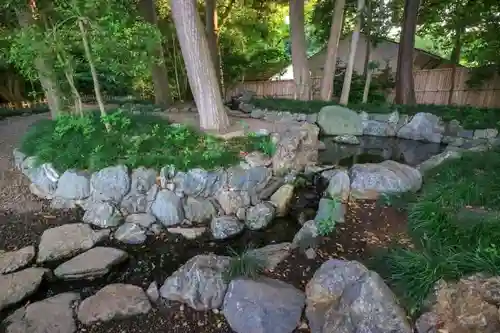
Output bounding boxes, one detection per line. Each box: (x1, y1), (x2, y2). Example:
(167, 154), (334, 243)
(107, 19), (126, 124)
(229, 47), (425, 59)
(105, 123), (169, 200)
(21, 109), (275, 172)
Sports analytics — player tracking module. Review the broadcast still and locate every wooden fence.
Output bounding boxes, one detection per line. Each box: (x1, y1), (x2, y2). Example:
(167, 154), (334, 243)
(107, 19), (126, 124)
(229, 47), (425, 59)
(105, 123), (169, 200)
(226, 68), (500, 109)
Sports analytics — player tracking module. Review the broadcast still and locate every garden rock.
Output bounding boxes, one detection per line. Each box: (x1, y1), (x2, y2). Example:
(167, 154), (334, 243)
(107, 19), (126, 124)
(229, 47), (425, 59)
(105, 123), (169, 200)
(78, 284), (151, 325)
(227, 166), (271, 192)
(270, 184), (294, 217)
(271, 122), (320, 174)
(251, 108), (266, 119)
(317, 105), (363, 135)
(0, 246), (35, 274)
(350, 160), (422, 199)
(50, 197), (78, 209)
(247, 243), (291, 270)
(13, 148), (26, 170)
(305, 259), (412, 333)
(444, 119), (463, 137)
(223, 278), (305, 333)
(415, 312), (439, 333)
(146, 281), (159, 302)
(362, 120), (397, 137)
(325, 169), (350, 201)
(151, 189), (184, 226)
(120, 184), (158, 215)
(244, 151), (271, 167)
(417, 150), (462, 174)
(54, 170), (90, 200)
(474, 128), (498, 140)
(173, 169), (225, 197)
(292, 220), (318, 249)
(83, 201), (123, 228)
(37, 223), (110, 263)
(216, 189), (250, 215)
(29, 183), (53, 199)
(314, 198), (345, 225)
(211, 216), (245, 240)
(160, 254), (230, 310)
(54, 247), (128, 280)
(21, 158), (59, 196)
(397, 112), (443, 143)
(167, 227), (206, 239)
(125, 213), (156, 229)
(0, 268), (47, 311)
(4, 292), (80, 333)
(114, 223), (147, 244)
(183, 196), (216, 223)
(130, 167), (157, 193)
(245, 202), (276, 230)
(90, 165), (130, 203)
(333, 134), (360, 145)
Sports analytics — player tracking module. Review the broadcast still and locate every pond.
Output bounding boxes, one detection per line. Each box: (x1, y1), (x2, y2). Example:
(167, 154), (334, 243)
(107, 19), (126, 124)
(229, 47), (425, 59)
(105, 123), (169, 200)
(319, 136), (447, 167)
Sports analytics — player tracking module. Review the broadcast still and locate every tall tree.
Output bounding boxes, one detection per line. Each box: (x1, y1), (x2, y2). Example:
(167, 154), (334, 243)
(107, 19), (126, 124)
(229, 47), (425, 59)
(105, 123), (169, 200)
(139, 0), (171, 107)
(289, 0), (311, 100)
(171, 0), (230, 132)
(339, 0), (364, 105)
(395, 0), (420, 105)
(319, 0), (346, 101)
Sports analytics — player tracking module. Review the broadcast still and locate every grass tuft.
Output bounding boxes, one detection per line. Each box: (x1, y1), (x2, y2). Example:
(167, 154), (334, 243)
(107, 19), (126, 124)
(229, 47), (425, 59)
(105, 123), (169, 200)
(223, 246), (266, 283)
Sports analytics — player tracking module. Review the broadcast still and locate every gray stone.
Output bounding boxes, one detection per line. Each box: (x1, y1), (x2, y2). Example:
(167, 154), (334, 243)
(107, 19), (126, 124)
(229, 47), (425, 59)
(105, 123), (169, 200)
(50, 197), (78, 209)
(244, 151), (271, 167)
(305, 260), (412, 333)
(245, 202), (276, 230)
(216, 189), (250, 215)
(292, 220), (318, 249)
(444, 119), (463, 137)
(236, 207), (247, 220)
(458, 129), (474, 139)
(120, 184), (158, 215)
(160, 254), (230, 310)
(442, 136), (465, 146)
(0, 246), (35, 274)
(239, 102), (254, 113)
(258, 177), (285, 201)
(415, 312), (439, 333)
(223, 278), (305, 333)
(125, 213), (156, 229)
(159, 165), (176, 188)
(0, 268), (47, 311)
(417, 150), (462, 174)
(167, 227), (206, 239)
(22, 158), (59, 196)
(4, 292), (80, 333)
(314, 198), (345, 224)
(54, 247), (128, 280)
(151, 189), (184, 227)
(37, 223), (110, 263)
(306, 113), (318, 123)
(269, 184), (294, 217)
(211, 216), (245, 240)
(247, 243), (291, 271)
(13, 148), (26, 170)
(358, 111), (369, 121)
(173, 168), (226, 198)
(227, 166), (272, 192)
(149, 223), (164, 235)
(362, 120), (397, 137)
(305, 248), (317, 259)
(325, 169), (350, 201)
(29, 183), (53, 199)
(317, 105), (363, 136)
(474, 128), (498, 140)
(333, 134), (360, 145)
(83, 201), (123, 228)
(53, 170), (90, 200)
(350, 160), (422, 199)
(114, 223), (147, 244)
(77, 284), (151, 325)
(251, 108), (266, 119)
(90, 165), (130, 203)
(146, 281), (159, 302)
(397, 112), (443, 143)
(130, 167), (157, 193)
(183, 196), (216, 223)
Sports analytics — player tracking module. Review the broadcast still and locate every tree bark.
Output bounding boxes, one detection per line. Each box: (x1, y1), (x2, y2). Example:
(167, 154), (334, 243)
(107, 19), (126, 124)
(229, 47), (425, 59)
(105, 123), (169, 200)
(363, 0), (372, 77)
(339, 0), (365, 105)
(171, 0), (230, 132)
(395, 0), (420, 105)
(139, 0), (171, 107)
(320, 0), (346, 101)
(448, 26), (462, 105)
(205, 0), (221, 87)
(362, 67), (373, 103)
(289, 0), (311, 101)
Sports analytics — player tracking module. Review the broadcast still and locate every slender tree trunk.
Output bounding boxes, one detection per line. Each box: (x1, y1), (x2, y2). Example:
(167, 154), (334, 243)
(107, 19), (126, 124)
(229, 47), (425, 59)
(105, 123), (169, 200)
(139, 0), (171, 107)
(320, 0), (346, 101)
(363, 0), (372, 77)
(78, 18), (109, 130)
(339, 0), (365, 105)
(171, 0), (230, 132)
(362, 68), (373, 103)
(448, 26), (462, 105)
(289, 0), (311, 100)
(57, 53), (83, 116)
(395, 0), (420, 105)
(205, 0), (221, 87)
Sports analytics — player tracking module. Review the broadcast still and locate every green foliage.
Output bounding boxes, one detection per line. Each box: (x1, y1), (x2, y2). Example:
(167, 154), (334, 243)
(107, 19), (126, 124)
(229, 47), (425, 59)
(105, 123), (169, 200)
(316, 197), (342, 236)
(20, 109), (275, 172)
(223, 246), (266, 283)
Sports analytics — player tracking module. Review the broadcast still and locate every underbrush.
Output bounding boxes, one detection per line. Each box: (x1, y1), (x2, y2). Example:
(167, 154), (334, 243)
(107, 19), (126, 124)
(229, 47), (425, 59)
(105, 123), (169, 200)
(21, 109), (275, 172)
(250, 97), (500, 130)
(375, 149), (500, 316)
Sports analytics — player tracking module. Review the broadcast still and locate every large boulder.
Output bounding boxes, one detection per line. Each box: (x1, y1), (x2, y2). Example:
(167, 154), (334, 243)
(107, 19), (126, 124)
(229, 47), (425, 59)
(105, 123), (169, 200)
(54, 170), (91, 200)
(160, 254), (230, 310)
(223, 278), (305, 333)
(272, 123), (320, 174)
(305, 260), (411, 333)
(397, 112), (444, 143)
(317, 105), (363, 136)
(350, 160), (422, 199)
(90, 165), (130, 203)
(21, 157), (59, 197)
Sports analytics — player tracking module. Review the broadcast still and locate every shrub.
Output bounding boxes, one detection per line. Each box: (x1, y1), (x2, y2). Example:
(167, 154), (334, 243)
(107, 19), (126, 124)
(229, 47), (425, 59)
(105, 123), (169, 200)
(223, 247), (266, 282)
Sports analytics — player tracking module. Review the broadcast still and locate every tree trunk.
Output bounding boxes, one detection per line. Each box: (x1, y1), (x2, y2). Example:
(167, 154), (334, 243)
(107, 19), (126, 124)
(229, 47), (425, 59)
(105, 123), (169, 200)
(205, 0), (221, 87)
(139, 0), (171, 107)
(448, 26), (463, 105)
(362, 68), (373, 103)
(395, 0), (420, 105)
(339, 0), (364, 105)
(320, 0), (346, 101)
(289, 0), (311, 101)
(171, 0), (230, 132)
(363, 0), (372, 77)
(17, 9), (63, 119)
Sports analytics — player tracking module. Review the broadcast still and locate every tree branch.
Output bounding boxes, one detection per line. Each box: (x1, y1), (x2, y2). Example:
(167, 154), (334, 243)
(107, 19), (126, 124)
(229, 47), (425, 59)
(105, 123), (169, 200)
(219, 0), (236, 29)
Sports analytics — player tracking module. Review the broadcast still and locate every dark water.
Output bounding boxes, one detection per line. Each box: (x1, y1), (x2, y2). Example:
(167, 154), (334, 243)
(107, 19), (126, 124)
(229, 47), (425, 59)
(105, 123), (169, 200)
(319, 136), (447, 167)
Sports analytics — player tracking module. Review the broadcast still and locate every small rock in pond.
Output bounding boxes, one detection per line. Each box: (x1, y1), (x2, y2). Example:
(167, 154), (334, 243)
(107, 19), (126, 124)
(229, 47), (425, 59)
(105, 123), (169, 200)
(0, 268), (48, 311)
(146, 281), (159, 302)
(78, 284), (151, 325)
(245, 202), (276, 230)
(4, 292), (80, 333)
(125, 213), (156, 229)
(211, 216), (245, 240)
(114, 223), (147, 244)
(0, 245), (35, 274)
(167, 227), (206, 240)
(54, 247), (128, 280)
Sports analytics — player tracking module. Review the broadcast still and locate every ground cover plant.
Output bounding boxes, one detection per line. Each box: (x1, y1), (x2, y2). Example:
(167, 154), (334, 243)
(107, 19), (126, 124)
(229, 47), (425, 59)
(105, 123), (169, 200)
(20, 109), (275, 172)
(375, 149), (500, 315)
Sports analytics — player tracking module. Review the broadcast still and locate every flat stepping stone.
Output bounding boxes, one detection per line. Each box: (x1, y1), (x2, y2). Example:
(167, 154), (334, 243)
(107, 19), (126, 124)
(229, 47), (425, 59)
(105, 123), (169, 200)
(77, 284), (151, 325)
(37, 223), (110, 263)
(54, 247), (128, 280)
(0, 268), (47, 311)
(4, 292), (80, 333)
(0, 246), (35, 274)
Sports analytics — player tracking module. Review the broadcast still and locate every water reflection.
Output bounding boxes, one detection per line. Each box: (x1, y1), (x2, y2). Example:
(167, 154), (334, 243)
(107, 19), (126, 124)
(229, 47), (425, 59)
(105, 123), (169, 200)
(319, 136), (447, 167)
